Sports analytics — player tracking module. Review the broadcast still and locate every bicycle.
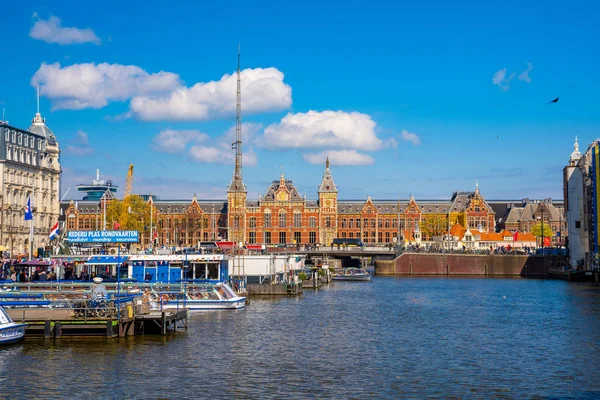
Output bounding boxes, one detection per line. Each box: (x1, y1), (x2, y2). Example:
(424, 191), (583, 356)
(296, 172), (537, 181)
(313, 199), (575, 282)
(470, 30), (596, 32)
(73, 299), (111, 318)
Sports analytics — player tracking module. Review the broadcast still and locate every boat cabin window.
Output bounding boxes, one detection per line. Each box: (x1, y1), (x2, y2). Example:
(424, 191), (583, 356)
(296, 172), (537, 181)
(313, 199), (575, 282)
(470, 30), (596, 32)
(0, 308), (11, 324)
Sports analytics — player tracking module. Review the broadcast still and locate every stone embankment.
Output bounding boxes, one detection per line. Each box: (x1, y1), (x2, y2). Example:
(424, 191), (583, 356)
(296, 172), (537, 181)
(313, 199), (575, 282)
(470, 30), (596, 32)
(375, 253), (546, 277)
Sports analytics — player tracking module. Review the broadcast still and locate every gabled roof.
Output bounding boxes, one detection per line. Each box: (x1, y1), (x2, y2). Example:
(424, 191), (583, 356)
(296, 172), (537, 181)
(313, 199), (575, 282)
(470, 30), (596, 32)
(262, 178), (304, 202)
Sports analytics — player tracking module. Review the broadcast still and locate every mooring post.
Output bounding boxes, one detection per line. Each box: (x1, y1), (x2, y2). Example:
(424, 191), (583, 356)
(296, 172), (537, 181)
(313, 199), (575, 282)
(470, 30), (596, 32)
(44, 320), (52, 339)
(161, 311), (167, 335)
(106, 320), (113, 338)
(54, 321), (62, 338)
(595, 272), (599, 287)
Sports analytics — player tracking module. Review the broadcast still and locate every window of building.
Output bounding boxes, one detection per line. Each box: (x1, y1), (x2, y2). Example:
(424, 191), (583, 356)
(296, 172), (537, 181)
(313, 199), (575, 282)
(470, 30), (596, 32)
(371, 218), (376, 228)
(249, 217), (256, 228)
(309, 217), (316, 228)
(356, 218), (361, 228)
(293, 212), (302, 228)
(341, 232), (347, 238)
(249, 231), (256, 244)
(385, 232), (390, 242)
(371, 232), (376, 242)
(378, 232), (383, 243)
(385, 218), (390, 228)
(17, 133), (22, 145)
(325, 216), (331, 228)
(265, 231), (271, 244)
(349, 219), (354, 228)
(4, 129), (8, 141)
(294, 231), (301, 244)
(341, 218), (347, 228)
(264, 212), (272, 228)
(378, 218), (383, 228)
(24, 135), (28, 147)
(279, 212), (287, 228)
(234, 216), (240, 229)
(363, 218), (368, 228)
(11, 131), (16, 142)
(279, 231), (286, 244)
(309, 231), (316, 244)
(349, 232), (354, 238)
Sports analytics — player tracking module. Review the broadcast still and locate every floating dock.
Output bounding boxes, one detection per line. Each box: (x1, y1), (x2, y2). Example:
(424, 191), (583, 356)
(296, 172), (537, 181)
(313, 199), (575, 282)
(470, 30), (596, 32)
(247, 282), (302, 296)
(6, 308), (187, 338)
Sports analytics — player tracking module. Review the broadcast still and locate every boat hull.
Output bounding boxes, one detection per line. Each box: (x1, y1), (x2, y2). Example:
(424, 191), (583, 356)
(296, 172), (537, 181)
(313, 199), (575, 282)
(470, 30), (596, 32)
(547, 270), (592, 282)
(332, 275), (371, 282)
(161, 297), (247, 311)
(0, 323), (27, 344)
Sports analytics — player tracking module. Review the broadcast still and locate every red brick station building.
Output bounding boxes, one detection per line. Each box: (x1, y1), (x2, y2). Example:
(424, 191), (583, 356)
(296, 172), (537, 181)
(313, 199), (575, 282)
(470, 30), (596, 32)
(61, 159), (565, 249)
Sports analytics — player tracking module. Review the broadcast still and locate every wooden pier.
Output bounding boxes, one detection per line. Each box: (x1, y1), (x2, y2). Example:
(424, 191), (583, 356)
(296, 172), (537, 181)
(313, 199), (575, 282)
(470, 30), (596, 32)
(6, 308), (187, 338)
(247, 282), (303, 296)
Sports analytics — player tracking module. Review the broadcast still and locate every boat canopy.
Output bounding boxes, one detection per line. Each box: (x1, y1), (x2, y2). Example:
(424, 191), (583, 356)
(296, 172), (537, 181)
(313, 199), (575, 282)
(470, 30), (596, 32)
(85, 256), (128, 265)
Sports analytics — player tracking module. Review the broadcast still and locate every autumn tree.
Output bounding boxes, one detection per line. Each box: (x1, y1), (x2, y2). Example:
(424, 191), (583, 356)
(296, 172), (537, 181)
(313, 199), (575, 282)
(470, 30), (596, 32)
(105, 195), (153, 232)
(421, 214), (448, 240)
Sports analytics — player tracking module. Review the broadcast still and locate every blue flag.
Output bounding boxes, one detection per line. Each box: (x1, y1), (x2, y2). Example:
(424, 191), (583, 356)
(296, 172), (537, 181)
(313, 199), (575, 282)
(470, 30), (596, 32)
(24, 197), (33, 221)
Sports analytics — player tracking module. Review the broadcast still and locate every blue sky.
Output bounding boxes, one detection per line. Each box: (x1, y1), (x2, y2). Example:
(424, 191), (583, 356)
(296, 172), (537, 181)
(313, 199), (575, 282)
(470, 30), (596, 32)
(2, 0), (599, 201)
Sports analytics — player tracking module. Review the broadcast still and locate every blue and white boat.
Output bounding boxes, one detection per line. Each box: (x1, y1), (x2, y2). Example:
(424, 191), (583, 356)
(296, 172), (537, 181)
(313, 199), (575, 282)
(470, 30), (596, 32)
(332, 267), (371, 282)
(0, 306), (27, 344)
(151, 283), (246, 311)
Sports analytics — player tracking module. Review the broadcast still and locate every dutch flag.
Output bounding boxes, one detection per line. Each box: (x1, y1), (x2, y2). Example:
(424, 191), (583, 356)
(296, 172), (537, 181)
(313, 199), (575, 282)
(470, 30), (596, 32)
(49, 222), (60, 240)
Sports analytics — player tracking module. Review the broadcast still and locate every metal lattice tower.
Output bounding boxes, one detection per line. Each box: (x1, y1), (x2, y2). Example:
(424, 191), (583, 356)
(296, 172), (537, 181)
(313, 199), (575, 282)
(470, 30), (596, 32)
(234, 43), (242, 185)
(231, 44), (245, 293)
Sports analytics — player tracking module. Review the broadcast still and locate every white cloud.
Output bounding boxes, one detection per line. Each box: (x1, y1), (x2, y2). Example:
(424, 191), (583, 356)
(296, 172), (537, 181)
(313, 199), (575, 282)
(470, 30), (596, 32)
(400, 129), (421, 145)
(151, 123), (259, 165)
(31, 62), (181, 110)
(129, 68), (292, 121)
(303, 150), (374, 166)
(66, 130), (94, 156)
(518, 62), (533, 83)
(29, 14), (101, 45)
(189, 144), (258, 166)
(259, 110), (382, 150)
(75, 130), (89, 145)
(492, 68), (516, 91)
(152, 129), (208, 154)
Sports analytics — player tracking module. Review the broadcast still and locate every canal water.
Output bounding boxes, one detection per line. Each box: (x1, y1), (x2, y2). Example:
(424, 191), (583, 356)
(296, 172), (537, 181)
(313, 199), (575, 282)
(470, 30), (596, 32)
(1, 277), (600, 398)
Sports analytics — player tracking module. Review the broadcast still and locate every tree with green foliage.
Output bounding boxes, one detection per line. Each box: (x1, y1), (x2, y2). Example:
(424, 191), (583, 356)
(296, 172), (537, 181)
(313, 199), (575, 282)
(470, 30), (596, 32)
(531, 222), (553, 239)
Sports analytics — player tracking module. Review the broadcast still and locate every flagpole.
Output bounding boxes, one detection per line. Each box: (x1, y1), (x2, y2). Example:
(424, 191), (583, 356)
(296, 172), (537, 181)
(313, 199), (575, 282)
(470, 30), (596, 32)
(29, 189), (34, 259)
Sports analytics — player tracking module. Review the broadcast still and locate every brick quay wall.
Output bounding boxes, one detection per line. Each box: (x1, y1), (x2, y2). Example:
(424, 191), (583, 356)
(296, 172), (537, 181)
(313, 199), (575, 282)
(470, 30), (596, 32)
(374, 253), (547, 277)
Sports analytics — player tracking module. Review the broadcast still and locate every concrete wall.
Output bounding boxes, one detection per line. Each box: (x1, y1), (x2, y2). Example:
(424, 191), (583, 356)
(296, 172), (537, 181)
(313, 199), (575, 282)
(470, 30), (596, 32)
(375, 253), (547, 277)
(566, 165), (585, 267)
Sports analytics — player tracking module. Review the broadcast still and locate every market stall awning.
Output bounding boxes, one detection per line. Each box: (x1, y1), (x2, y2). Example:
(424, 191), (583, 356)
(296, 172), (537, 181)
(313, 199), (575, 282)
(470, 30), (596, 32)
(85, 256), (128, 265)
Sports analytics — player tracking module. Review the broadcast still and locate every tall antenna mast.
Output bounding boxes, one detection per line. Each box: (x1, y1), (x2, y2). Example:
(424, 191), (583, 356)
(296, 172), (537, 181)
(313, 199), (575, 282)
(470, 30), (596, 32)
(235, 43), (242, 180)
(36, 85), (40, 114)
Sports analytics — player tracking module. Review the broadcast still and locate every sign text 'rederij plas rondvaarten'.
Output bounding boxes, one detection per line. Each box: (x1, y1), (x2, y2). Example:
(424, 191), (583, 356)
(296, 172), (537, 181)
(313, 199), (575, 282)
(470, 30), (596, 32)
(66, 230), (139, 243)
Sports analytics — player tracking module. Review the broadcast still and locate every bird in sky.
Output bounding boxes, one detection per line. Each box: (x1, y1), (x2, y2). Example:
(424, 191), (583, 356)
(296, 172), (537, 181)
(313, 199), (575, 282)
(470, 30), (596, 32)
(548, 97), (559, 104)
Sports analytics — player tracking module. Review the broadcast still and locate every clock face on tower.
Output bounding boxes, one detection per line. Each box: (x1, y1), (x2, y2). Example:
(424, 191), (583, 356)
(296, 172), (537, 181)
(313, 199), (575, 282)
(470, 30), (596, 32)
(325, 199), (332, 207)
(277, 191), (288, 202)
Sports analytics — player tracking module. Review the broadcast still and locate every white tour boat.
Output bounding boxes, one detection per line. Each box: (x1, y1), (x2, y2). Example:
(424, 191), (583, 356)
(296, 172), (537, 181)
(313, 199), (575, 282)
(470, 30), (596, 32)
(151, 283), (246, 311)
(332, 267), (372, 282)
(0, 306), (27, 345)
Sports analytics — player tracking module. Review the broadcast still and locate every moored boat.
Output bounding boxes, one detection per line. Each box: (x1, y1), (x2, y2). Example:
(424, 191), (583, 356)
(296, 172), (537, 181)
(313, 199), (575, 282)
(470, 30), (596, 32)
(0, 306), (27, 344)
(151, 283), (246, 311)
(332, 268), (371, 281)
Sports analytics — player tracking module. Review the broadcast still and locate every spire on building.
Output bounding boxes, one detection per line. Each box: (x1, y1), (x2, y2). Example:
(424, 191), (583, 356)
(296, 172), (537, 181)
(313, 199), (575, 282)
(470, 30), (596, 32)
(29, 85), (58, 146)
(570, 135), (582, 164)
(228, 43), (246, 193)
(318, 157), (337, 193)
(475, 180), (479, 194)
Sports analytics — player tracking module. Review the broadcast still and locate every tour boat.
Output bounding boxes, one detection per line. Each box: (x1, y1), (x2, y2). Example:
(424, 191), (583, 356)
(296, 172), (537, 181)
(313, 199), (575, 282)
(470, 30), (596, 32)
(332, 268), (371, 281)
(0, 306), (27, 344)
(150, 283), (246, 311)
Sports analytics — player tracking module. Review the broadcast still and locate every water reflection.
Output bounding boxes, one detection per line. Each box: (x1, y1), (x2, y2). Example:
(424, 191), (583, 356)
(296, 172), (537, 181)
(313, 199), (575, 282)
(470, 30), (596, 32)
(1, 277), (600, 398)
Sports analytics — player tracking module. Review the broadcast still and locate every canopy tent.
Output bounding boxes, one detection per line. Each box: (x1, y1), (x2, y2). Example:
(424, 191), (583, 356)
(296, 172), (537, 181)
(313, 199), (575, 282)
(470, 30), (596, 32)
(17, 260), (51, 267)
(85, 256), (128, 265)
